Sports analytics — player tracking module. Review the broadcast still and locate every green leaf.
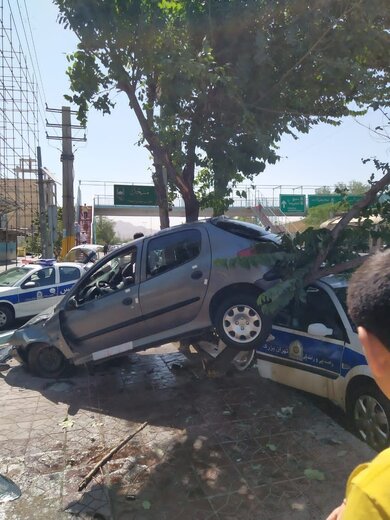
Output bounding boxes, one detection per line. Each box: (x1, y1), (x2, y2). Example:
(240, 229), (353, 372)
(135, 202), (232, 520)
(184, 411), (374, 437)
(304, 469), (325, 481)
(59, 417), (74, 429)
(142, 500), (152, 510)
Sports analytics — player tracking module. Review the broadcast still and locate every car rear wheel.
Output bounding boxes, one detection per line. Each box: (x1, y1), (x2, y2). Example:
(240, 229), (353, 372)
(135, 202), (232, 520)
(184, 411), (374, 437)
(0, 305), (14, 331)
(348, 381), (390, 451)
(28, 343), (67, 378)
(215, 293), (271, 351)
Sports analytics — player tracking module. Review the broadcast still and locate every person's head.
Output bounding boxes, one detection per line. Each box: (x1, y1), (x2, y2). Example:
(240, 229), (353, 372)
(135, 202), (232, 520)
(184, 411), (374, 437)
(133, 232), (144, 239)
(347, 250), (390, 398)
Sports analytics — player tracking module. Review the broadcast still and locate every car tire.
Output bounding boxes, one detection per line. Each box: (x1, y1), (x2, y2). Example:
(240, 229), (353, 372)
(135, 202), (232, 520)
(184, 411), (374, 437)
(214, 293), (271, 351)
(232, 349), (256, 372)
(0, 305), (14, 330)
(347, 381), (390, 451)
(28, 343), (67, 378)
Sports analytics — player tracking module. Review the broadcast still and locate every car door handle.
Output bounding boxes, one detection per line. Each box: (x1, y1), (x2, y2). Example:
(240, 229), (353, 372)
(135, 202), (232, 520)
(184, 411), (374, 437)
(191, 270), (203, 280)
(122, 297), (133, 306)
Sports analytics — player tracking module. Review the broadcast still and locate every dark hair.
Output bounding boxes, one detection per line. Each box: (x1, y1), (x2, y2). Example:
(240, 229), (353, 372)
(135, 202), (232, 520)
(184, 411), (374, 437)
(133, 232), (144, 239)
(347, 250), (390, 351)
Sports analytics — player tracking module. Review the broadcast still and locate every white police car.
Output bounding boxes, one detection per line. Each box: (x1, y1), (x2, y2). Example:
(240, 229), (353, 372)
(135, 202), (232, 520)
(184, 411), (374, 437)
(256, 276), (390, 451)
(0, 260), (86, 330)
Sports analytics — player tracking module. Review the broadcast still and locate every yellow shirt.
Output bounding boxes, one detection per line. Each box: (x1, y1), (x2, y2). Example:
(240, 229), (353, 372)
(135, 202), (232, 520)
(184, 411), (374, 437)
(342, 447), (390, 519)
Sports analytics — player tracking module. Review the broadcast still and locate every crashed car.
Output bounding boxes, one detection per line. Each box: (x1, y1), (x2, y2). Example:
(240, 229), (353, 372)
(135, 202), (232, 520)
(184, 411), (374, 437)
(0, 260), (86, 330)
(256, 276), (390, 450)
(9, 217), (281, 377)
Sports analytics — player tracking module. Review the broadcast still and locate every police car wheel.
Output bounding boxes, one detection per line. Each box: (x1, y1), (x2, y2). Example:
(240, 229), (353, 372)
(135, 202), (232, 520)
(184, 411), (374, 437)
(232, 349), (256, 372)
(28, 343), (67, 378)
(0, 305), (13, 330)
(215, 293), (271, 351)
(348, 382), (390, 451)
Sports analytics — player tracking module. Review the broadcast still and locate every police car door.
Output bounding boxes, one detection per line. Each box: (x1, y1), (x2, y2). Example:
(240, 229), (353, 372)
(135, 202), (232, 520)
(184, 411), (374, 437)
(18, 267), (57, 316)
(257, 284), (348, 399)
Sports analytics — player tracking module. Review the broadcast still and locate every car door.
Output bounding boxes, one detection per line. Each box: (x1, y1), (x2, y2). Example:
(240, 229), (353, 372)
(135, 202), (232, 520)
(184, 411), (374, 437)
(138, 227), (211, 336)
(60, 245), (144, 356)
(18, 267), (57, 316)
(257, 284), (348, 399)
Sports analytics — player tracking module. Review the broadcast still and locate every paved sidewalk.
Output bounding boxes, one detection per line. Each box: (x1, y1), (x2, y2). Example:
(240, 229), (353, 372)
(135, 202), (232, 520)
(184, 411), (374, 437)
(0, 345), (374, 519)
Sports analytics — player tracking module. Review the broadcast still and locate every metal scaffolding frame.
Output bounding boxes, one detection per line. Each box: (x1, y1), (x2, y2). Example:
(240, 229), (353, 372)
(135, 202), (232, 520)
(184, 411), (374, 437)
(0, 0), (40, 236)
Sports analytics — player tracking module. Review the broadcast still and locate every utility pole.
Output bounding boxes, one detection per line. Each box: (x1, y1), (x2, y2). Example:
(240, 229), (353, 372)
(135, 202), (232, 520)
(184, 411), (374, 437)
(46, 106), (86, 256)
(37, 146), (48, 257)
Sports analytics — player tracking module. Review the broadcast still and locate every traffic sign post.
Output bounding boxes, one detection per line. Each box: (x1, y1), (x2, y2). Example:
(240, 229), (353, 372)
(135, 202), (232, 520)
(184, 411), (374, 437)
(279, 194), (306, 215)
(114, 185), (157, 206)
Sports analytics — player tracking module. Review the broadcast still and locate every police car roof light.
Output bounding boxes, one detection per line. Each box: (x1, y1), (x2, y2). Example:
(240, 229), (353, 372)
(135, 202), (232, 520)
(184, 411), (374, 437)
(35, 259), (56, 267)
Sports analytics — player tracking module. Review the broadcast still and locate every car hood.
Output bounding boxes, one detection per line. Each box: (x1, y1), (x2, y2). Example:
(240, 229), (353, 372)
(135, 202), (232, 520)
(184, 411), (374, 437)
(0, 286), (16, 296)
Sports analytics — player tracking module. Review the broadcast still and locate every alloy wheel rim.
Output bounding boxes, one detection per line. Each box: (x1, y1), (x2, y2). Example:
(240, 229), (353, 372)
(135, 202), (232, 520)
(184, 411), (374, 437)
(354, 394), (389, 450)
(39, 347), (63, 373)
(223, 304), (262, 344)
(0, 311), (7, 327)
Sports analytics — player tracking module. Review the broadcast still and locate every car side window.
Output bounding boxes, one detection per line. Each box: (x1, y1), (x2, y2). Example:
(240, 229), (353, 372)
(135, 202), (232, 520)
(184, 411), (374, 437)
(146, 229), (201, 277)
(24, 267), (55, 288)
(76, 247), (137, 305)
(293, 287), (347, 341)
(59, 266), (81, 283)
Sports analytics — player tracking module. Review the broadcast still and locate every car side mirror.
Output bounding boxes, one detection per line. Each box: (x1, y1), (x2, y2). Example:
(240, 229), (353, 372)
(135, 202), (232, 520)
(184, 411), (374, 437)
(67, 296), (78, 309)
(22, 281), (37, 289)
(307, 323), (333, 337)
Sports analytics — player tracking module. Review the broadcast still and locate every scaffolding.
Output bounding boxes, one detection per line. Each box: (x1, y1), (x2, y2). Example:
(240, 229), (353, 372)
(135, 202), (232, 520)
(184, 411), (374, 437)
(0, 0), (41, 239)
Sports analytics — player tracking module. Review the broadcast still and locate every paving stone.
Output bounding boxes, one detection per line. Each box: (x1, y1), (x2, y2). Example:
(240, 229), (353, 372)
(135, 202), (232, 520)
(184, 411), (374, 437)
(0, 344), (377, 520)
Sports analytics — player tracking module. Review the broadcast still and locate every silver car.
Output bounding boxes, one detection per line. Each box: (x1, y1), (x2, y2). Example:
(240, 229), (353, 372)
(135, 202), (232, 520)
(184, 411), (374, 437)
(9, 217), (281, 377)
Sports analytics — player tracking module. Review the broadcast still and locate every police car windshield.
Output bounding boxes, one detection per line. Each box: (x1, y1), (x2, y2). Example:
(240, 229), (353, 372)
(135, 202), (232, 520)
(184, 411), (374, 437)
(0, 266), (34, 286)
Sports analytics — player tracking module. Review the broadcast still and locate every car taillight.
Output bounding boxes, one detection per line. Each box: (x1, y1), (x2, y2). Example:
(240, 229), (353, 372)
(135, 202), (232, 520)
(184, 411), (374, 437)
(238, 247), (256, 257)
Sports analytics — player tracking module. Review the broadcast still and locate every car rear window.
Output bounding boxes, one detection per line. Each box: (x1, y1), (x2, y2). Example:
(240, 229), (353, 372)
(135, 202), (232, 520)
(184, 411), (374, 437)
(209, 217), (280, 243)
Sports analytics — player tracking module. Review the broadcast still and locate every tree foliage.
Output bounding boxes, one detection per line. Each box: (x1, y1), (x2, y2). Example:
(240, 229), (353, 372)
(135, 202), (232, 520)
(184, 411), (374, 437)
(95, 216), (118, 245)
(55, 0), (390, 221)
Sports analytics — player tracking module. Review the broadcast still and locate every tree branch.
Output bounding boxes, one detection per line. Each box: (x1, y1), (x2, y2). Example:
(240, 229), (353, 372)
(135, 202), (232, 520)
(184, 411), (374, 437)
(305, 255), (368, 284)
(308, 166), (390, 278)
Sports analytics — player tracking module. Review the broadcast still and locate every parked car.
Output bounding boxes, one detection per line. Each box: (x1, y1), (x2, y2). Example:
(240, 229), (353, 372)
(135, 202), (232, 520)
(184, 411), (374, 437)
(63, 244), (105, 268)
(9, 217), (281, 378)
(0, 261), (87, 330)
(256, 275), (390, 451)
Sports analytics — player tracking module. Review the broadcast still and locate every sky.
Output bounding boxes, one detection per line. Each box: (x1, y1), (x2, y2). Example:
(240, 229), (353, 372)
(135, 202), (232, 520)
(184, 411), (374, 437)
(21, 1), (390, 210)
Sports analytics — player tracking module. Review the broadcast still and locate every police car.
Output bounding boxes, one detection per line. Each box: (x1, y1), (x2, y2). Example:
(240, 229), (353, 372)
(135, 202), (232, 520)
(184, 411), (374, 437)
(0, 260), (86, 330)
(256, 276), (390, 451)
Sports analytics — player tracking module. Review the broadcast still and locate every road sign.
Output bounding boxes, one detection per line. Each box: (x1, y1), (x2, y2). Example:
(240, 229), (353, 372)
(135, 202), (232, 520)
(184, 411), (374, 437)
(308, 195), (342, 208)
(308, 194), (364, 208)
(280, 194), (306, 215)
(114, 185), (157, 206)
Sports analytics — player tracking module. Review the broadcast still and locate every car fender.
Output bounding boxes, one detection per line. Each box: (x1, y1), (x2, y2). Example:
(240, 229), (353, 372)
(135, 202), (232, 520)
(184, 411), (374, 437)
(0, 298), (16, 316)
(331, 364), (373, 411)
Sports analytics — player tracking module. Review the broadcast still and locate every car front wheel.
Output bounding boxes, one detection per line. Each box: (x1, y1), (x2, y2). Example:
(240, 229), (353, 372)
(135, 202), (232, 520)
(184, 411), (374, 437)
(214, 293), (271, 351)
(348, 381), (390, 451)
(0, 305), (14, 330)
(28, 343), (68, 378)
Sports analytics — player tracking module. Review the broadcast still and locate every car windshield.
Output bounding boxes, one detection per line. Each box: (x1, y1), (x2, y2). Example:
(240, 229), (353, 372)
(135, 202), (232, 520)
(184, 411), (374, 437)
(64, 248), (98, 264)
(210, 217), (281, 243)
(0, 266), (34, 287)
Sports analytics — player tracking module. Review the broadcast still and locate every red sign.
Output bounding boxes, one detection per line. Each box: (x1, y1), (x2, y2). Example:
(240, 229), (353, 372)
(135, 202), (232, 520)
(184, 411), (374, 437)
(79, 204), (92, 244)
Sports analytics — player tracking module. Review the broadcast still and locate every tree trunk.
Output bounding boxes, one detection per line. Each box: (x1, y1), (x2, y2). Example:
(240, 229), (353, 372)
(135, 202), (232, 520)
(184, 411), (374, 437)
(153, 163), (170, 229)
(182, 187), (200, 222)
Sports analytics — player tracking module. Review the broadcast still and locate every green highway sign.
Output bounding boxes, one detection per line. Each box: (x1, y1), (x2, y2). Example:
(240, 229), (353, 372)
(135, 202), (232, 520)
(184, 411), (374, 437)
(280, 194), (306, 215)
(308, 194), (364, 208)
(114, 185), (157, 206)
(308, 194), (342, 208)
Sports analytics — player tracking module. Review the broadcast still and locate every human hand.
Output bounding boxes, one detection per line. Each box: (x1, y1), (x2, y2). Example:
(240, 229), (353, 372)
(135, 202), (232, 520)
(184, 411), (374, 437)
(325, 500), (346, 520)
